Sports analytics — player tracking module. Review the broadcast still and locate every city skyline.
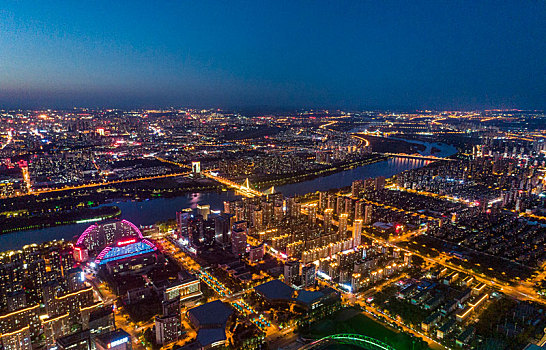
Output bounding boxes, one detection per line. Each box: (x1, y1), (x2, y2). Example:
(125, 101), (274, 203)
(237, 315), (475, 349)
(0, 109), (545, 349)
(1, 1), (545, 110)
(1, 1), (546, 349)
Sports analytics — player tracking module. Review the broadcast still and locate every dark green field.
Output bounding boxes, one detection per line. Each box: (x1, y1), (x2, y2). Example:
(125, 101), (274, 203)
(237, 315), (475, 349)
(304, 308), (435, 350)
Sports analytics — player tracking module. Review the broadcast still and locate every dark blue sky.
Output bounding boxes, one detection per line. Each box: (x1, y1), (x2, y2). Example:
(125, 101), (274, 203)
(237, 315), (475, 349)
(1, 1), (545, 110)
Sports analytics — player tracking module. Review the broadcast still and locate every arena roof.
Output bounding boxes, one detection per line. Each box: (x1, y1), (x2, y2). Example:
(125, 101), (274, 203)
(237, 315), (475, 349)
(94, 239), (157, 265)
(254, 279), (294, 301)
(187, 300), (233, 327)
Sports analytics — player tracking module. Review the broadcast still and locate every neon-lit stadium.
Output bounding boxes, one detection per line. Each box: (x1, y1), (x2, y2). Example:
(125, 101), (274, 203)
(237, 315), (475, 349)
(74, 219), (157, 265)
(299, 334), (397, 350)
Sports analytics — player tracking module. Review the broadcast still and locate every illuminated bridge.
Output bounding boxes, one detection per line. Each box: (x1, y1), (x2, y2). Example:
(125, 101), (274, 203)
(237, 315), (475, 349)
(299, 334), (397, 350)
(382, 153), (457, 161)
(203, 172), (266, 198)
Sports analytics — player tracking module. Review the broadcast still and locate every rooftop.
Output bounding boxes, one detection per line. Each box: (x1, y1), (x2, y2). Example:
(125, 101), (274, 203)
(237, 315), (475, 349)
(196, 328), (227, 347)
(254, 279), (294, 301)
(187, 300), (233, 327)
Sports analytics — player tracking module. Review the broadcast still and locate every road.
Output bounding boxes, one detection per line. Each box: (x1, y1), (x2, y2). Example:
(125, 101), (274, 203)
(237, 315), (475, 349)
(158, 237), (278, 337)
(84, 272), (148, 349)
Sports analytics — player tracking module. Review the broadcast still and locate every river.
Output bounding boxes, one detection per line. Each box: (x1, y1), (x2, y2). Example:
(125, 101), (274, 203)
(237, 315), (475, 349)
(0, 139), (455, 251)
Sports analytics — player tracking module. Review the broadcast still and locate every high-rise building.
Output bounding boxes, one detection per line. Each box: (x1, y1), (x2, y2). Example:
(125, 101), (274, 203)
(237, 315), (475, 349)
(323, 209), (333, 234)
(273, 204), (284, 223)
(214, 213), (233, 248)
(284, 260), (300, 286)
(354, 200), (364, 220)
(155, 315), (180, 345)
(0, 305), (41, 340)
(65, 267), (85, 292)
(176, 209), (192, 239)
(344, 198), (353, 217)
(353, 219), (363, 248)
(375, 176), (385, 191)
(196, 204), (210, 221)
(338, 214), (348, 239)
(88, 306), (115, 342)
(291, 200), (302, 220)
(248, 244), (265, 263)
(6, 290), (26, 312)
(308, 206), (317, 226)
(336, 196), (344, 215)
(42, 313), (70, 349)
(318, 192), (327, 211)
(252, 208), (264, 231)
(327, 194), (336, 210)
(301, 264), (316, 288)
(364, 205), (373, 225)
(231, 221), (248, 256)
(351, 180), (363, 197)
(161, 298), (180, 318)
(44, 286), (95, 325)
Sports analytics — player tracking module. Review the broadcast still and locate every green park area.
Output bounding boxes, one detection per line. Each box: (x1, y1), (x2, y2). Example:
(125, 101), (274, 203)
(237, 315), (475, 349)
(303, 307), (434, 350)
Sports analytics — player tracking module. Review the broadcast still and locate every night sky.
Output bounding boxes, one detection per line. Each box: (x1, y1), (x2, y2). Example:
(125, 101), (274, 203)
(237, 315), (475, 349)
(1, 1), (545, 110)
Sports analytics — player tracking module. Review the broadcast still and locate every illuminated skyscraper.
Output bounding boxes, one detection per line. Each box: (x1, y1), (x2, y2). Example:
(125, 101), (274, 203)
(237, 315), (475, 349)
(364, 205), (373, 225)
(318, 192), (327, 211)
(323, 209), (333, 234)
(354, 200), (364, 220)
(375, 176), (385, 190)
(353, 219), (363, 248)
(308, 206), (317, 226)
(338, 213), (348, 239)
(231, 221), (248, 256)
(196, 204), (210, 221)
(336, 196), (344, 215)
(283, 260), (300, 286)
(301, 263), (316, 288)
(351, 180), (363, 197)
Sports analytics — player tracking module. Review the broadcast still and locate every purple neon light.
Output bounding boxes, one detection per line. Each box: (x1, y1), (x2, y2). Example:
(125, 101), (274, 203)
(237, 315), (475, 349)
(95, 246), (112, 264)
(76, 220), (143, 247)
(142, 239), (158, 251)
(76, 224), (98, 245)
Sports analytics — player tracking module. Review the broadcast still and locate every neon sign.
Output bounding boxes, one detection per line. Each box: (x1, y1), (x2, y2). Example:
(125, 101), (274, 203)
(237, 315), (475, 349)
(117, 238), (137, 246)
(108, 337), (129, 348)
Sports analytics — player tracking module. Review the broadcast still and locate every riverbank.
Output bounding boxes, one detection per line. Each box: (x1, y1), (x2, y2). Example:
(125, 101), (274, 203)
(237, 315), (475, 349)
(0, 205), (122, 234)
(353, 134), (427, 154)
(252, 154), (389, 190)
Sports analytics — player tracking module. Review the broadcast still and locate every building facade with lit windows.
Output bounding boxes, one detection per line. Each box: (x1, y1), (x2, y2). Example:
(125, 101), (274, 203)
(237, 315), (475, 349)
(0, 305), (41, 340)
(0, 325), (32, 350)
